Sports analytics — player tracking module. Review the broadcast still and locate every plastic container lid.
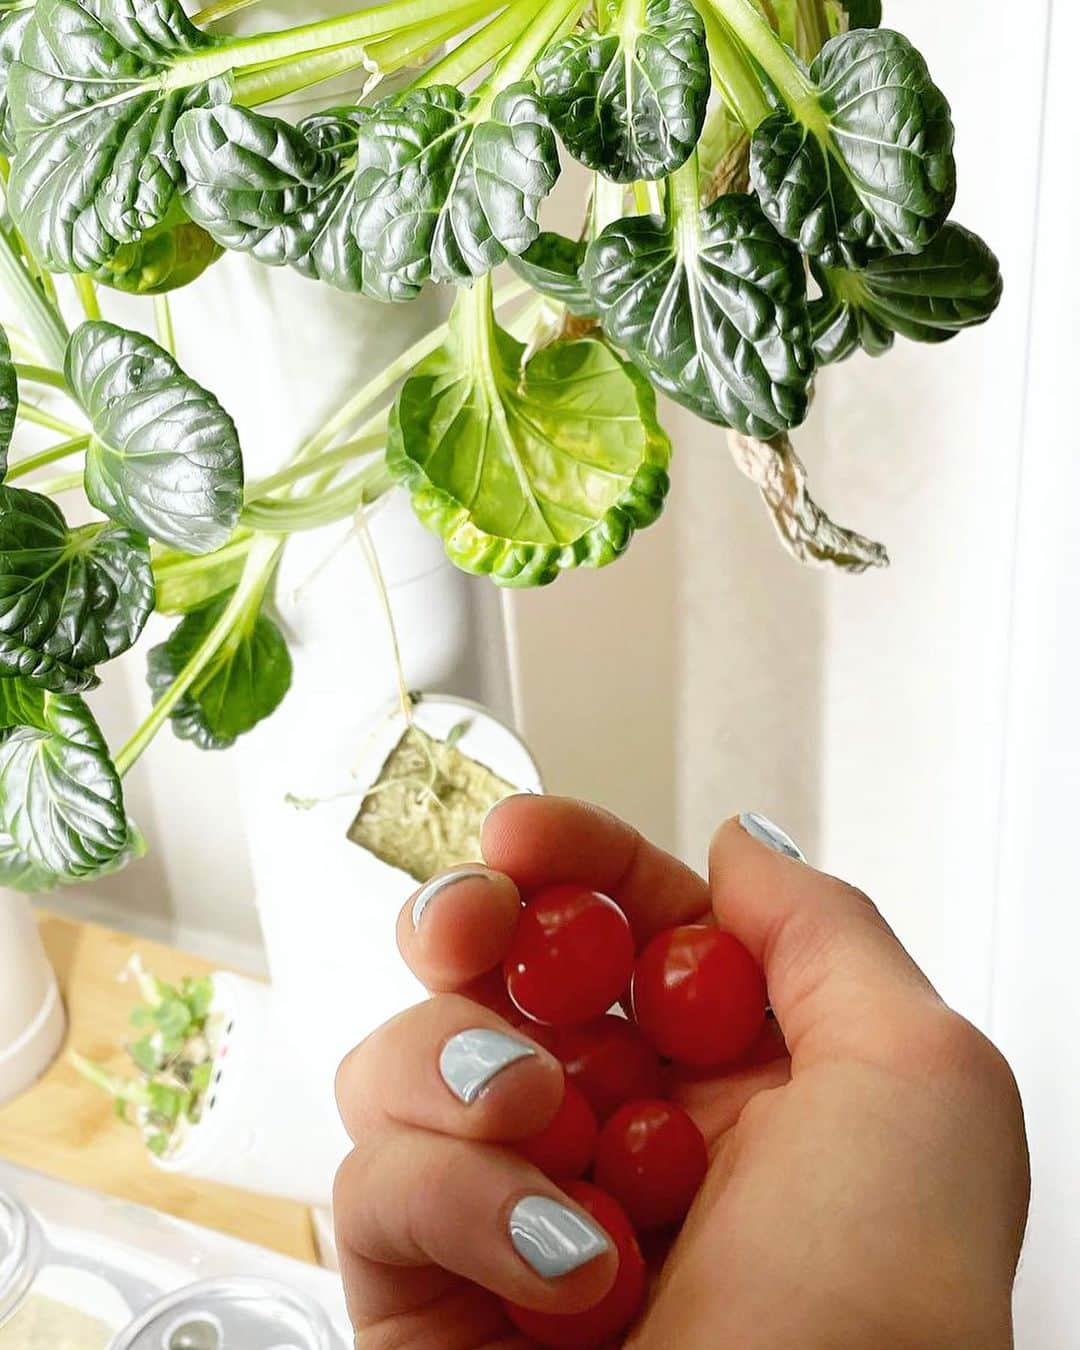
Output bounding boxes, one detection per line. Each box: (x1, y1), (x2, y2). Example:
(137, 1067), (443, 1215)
(0, 1191), (39, 1325)
(109, 1277), (345, 1350)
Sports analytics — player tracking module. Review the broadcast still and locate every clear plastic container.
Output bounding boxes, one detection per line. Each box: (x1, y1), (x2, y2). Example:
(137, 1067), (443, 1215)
(0, 1162), (350, 1349)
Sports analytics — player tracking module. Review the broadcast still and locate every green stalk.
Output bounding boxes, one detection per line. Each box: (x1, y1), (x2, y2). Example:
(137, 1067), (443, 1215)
(416, 0), (540, 88)
(247, 431), (385, 500)
(192, 0), (266, 23)
(699, 5), (771, 129)
(17, 403), (83, 437)
(115, 535), (283, 777)
(707, 0), (817, 112)
(667, 151), (702, 250)
(591, 175), (627, 236)
(31, 469), (82, 495)
(169, 0), (500, 92)
(242, 456), (393, 532)
(6, 433), (90, 480)
(12, 363), (68, 392)
(73, 275), (101, 322)
(371, 0), (505, 84)
(797, 0), (830, 56)
(0, 227), (68, 371)
(154, 295), (176, 355)
(472, 0), (586, 114)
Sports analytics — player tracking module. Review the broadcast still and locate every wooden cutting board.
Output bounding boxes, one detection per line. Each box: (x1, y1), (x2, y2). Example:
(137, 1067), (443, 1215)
(0, 912), (317, 1263)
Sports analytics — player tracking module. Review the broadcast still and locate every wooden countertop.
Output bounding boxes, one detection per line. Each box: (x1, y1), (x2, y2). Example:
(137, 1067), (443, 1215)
(0, 912), (317, 1264)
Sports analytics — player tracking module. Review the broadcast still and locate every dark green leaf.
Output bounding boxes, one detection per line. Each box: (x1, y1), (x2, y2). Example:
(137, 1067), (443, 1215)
(352, 83), (560, 297)
(750, 29), (955, 265)
(0, 322), (18, 479)
(536, 0), (709, 183)
(509, 233), (594, 316)
(838, 0), (882, 28)
(0, 678), (128, 891)
(583, 192), (814, 437)
(7, 0), (228, 290)
(387, 289), (671, 587)
(66, 321), (244, 554)
(0, 8), (31, 157)
(0, 484), (154, 692)
(810, 222), (1003, 364)
(175, 103), (370, 293)
(146, 591), (292, 750)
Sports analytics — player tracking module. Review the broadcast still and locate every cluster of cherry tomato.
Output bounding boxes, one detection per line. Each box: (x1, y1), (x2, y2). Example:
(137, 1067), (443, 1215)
(469, 883), (768, 1347)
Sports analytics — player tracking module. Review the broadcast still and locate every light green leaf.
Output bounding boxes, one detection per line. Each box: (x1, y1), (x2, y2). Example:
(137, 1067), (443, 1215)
(536, 0), (710, 183)
(749, 28), (954, 265)
(810, 222), (1003, 364)
(0, 484), (154, 692)
(7, 0), (228, 291)
(0, 678), (129, 891)
(176, 103), (370, 292)
(66, 321), (244, 554)
(146, 590), (292, 750)
(387, 285), (671, 587)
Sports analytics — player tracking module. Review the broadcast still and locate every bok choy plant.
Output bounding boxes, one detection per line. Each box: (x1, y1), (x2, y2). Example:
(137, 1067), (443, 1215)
(0, 0), (1001, 891)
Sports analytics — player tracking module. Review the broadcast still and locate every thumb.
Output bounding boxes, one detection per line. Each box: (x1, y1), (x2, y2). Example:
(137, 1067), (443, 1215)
(709, 814), (940, 1064)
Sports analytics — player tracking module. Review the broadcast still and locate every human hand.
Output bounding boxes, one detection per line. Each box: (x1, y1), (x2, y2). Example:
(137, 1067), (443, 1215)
(334, 797), (1029, 1348)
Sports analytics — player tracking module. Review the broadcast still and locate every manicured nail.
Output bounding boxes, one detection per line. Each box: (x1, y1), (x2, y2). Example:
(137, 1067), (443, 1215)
(509, 1196), (611, 1278)
(412, 868), (492, 929)
(739, 812), (805, 862)
(439, 1028), (535, 1104)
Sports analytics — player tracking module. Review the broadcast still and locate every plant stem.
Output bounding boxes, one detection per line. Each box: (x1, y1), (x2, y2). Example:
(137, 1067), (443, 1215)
(591, 175), (626, 236)
(707, 0), (817, 111)
(699, 5), (772, 129)
(667, 151), (702, 253)
(6, 433), (90, 480)
(31, 469), (82, 495)
(373, 0), (505, 87)
(12, 363), (68, 392)
(73, 275), (101, 322)
(247, 432), (385, 500)
(416, 0), (538, 88)
(115, 535), (283, 777)
(472, 0), (586, 114)
(797, 0), (830, 57)
(242, 457), (394, 532)
(17, 403), (83, 437)
(154, 295), (175, 355)
(192, 0), (266, 24)
(0, 227), (68, 371)
(358, 513), (413, 723)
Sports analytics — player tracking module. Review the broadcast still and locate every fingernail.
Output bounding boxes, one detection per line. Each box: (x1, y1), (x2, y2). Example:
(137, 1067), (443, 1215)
(412, 868), (492, 929)
(439, 1028), (536, 1104)
(509, 1196), (611, 1278)
(739, 811), (805, 862)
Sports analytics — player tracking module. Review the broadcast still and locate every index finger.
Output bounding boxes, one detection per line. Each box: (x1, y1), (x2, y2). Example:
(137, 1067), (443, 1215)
(482, 795), (711, 943)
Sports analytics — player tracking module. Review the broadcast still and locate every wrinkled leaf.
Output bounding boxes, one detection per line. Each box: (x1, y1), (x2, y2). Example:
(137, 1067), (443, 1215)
(729, 430), (889, 572)
(0, 678), (129, 890)
(146, 591), (292, 750)
(810, 221), (1003, 364)
(0, 484), (154, 691)
(536, 0), (709, 183)
(352, 83), (559, 297)
(583, 191), (813, 437)
(7, 0), (228, 289)
(750, 29), (954, 265)
(0, 322), (18, 479)
(509, 232), (594, 315)
(66, 321), (244, 554)
(387, 289), (671, 586)
(176, 103), (370, 292)
(0, 8), (32, 157)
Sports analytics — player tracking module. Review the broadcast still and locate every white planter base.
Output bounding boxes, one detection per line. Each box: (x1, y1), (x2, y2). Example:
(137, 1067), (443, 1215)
(0, 898), (66, 1106)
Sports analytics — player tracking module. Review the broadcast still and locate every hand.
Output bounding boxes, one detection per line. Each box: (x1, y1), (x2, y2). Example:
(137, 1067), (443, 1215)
(333, 797), (1029, 1349)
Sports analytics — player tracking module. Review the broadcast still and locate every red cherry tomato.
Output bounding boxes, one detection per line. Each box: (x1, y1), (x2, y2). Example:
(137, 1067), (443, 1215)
(594, 1099), (708, 1230)
(530, 1015), (662, 1122)
(631, 925), (766, 1068)
(504, 885), (635, 1026)
(518, 1081), (598, 1179)
(503, 1182), (646, 1348)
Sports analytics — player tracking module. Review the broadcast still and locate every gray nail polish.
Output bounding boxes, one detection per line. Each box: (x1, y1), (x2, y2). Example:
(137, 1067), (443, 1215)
(739, 811), (805, 862)
(509, 1196), (611, 1279)
(412, 868), (492, 929)
(439, 1029), (535, 1104)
